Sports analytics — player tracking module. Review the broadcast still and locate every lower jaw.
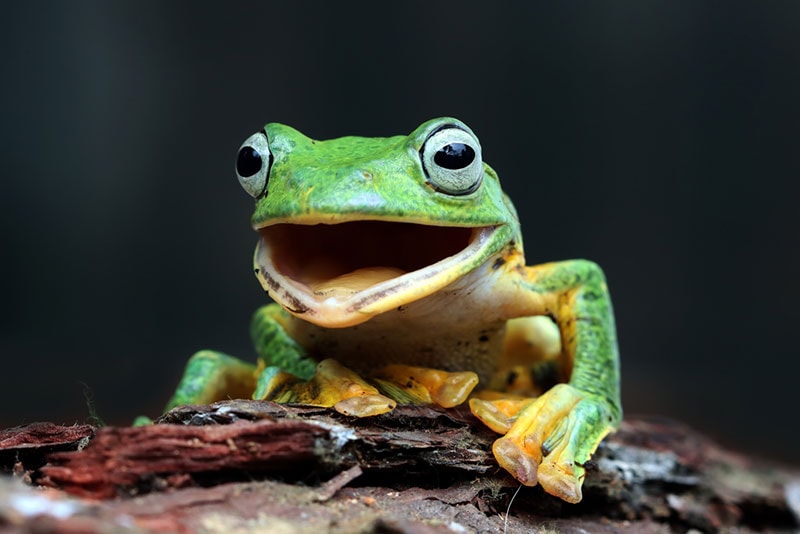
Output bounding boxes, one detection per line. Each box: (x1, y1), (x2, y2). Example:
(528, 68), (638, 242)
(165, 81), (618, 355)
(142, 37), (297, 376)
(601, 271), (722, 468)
(260, 222), (486, 297)
(255, 225), (499, 326)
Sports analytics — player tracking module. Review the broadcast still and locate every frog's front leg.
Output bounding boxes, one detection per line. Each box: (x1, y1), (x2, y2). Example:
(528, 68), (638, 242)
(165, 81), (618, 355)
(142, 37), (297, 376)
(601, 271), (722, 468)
(471, 259), (622, 503)
(164, 303), (312, 411)
(166, 351), (257, 411)
(252, 304), (398, 416)
(256, 358), (399, 417)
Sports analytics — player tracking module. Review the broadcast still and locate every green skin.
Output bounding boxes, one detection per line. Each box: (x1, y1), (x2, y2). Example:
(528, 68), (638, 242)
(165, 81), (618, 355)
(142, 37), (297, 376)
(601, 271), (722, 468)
(165, 118), (622, 503)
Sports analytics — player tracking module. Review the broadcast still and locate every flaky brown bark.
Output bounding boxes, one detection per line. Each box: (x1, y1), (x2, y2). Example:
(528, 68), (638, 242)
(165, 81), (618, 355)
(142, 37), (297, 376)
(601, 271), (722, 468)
(1, 402), (798, 533)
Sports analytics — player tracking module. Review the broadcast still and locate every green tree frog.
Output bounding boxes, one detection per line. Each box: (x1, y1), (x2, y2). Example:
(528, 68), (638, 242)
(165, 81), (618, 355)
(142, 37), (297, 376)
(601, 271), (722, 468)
(166, 118), (622, 503)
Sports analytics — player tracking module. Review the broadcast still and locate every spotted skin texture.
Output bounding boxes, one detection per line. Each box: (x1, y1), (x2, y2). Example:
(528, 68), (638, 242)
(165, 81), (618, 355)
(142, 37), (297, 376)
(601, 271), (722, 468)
(472, 259), (622, 502)
(164, 118), (622, 503)
(253, 121), (515, 232)
(250, 304), (316, 380)
(526, 260), (621, 420)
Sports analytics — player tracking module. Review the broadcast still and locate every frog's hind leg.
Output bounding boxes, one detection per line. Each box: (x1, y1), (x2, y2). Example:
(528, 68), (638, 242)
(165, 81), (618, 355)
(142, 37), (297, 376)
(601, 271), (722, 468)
(470, 314), (566, 433)
(166, 350), (258, 411)
(491, 315), (566, 396)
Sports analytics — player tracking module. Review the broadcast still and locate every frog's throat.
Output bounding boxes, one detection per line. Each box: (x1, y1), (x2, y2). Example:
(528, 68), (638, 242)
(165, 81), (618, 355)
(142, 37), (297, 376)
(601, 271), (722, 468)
(254, 221), (503, 328)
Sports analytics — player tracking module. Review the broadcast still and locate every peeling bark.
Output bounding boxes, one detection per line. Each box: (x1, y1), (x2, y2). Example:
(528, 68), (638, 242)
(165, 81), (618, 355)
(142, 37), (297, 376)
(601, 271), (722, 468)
(1, 402), (798, 533)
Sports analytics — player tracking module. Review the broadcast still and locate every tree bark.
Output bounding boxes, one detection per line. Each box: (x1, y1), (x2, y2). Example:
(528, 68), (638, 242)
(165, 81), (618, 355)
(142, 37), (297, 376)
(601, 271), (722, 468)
(1, 401), (798, 533)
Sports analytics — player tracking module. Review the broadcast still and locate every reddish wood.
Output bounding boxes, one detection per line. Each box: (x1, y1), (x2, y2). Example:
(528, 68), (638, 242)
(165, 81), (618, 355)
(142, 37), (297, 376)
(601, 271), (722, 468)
(0, 402), (797, 532)
(0, 422), (94, 451)
(40, 417), (326, 498)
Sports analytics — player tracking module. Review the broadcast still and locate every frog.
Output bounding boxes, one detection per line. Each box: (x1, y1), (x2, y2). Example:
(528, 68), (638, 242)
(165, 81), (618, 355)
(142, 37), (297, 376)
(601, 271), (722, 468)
(165, 117), (622, 503)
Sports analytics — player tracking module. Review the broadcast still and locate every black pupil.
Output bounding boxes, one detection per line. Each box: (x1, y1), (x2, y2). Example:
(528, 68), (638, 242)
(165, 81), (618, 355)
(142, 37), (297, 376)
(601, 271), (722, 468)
(434, 143), (475, 170)
(237, 146), (262, 177)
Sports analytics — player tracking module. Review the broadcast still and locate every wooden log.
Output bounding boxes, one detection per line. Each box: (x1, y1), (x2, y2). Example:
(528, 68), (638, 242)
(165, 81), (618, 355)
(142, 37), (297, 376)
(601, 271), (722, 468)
(0, 401), (797, 532)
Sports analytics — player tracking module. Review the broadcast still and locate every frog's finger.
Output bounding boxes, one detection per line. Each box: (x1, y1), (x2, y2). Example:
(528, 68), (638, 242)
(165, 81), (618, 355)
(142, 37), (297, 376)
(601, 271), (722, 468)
(334, 395), (398, 417)
(490, 383), (612, 503)
(372, 365), (479, 407)
(491, 384), (581, 488)
(255, 359), (396, 417)
(536, 397), (610, 504)
(468, 396), (534, 434)
(253, 365), (302, 403)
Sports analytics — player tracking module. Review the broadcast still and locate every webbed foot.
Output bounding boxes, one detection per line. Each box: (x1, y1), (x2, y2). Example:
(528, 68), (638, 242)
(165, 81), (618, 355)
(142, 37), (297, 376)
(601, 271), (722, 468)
(372, 365), (479, 407)
(254, 358), (396, 417)
(470, 383), (613, 503)
(254, 360), (479, 417)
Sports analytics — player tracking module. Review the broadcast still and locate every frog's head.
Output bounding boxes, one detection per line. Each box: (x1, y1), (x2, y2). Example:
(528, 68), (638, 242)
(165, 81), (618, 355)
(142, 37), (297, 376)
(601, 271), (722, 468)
(236, 118), (521, 328)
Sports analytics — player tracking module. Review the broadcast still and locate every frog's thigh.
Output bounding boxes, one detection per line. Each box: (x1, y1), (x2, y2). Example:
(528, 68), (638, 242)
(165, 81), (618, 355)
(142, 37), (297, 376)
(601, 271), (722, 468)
(474, 316), (565, 428)
(491, 315), (564, 395)
(166, 350), (257, 411)
(491, 383), (612, 503)
(501, 315), (562, 368)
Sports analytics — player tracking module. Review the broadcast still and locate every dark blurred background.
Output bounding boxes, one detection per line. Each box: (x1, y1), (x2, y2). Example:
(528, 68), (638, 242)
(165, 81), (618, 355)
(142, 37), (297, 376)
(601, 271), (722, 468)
(2, 2), (798, 463)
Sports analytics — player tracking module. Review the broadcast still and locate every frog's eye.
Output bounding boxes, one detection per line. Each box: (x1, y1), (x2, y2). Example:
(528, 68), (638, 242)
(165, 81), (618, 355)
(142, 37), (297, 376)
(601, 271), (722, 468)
(420, 126), (482, 196)
(236, 131), (272, 198)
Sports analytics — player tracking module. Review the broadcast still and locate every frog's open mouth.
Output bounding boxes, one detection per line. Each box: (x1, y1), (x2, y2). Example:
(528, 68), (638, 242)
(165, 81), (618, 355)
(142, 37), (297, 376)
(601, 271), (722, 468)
(255, 221), (499, 327)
